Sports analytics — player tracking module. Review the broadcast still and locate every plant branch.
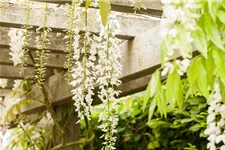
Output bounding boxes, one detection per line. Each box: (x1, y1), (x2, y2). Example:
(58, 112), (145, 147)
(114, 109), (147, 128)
(49, 134), (95, 150)
(28, 51), (64, 136)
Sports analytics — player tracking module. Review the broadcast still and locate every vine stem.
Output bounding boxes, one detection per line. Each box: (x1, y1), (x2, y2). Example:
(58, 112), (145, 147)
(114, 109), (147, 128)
(49, 133), (94, 150)
(28, 50), (64, 140)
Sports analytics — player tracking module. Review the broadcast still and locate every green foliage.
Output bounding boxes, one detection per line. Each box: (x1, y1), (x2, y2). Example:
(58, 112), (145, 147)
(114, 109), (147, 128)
(145, 0), (225, 118)
(192, 27), (207, 58)
(81, 92), (208, 150)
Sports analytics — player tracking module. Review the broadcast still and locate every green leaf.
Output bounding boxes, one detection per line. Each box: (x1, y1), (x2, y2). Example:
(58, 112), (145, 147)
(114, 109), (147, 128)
(208, 1), (218, 22)
(197, 59), (209, 99)
(166, 69), (183, 109)
(203, 50), (215, 87)
(148, 98), (156, 122)
(85, 0), (91, 10)
(219, 79), (225, 103)
(143, 80), (151, 111)
(156, 88), (167, 118)
(143, 70), (160, 111)
(187, 58), (200, 88)
(204, 13), (224, 50)
(181, 118), (194, 124)
(221, 0), (225, 9)
(173, 71), (183, 109)
(166, 72), (175, 106)
(192, 28), (207, 58)
(150, 70), (160, 98)
(148, 142), (155, 149)
(189, 98), (200, 105)
(212, 50), (225, 86)
(217, 9), (225, 24)
(189, 124), (202, 132)
(99, 0), (111, 26)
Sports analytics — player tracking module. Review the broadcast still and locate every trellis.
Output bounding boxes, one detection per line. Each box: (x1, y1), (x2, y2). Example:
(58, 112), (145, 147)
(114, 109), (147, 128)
(0, 0), (164, 149)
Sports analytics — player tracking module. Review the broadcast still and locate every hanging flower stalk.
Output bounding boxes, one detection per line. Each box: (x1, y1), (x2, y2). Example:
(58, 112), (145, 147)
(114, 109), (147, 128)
(19, 2), (31, 76)
(70, 3), (97, 121)
(97, 13), (122, 150)
(64, 0), (77, 82)
(35, 3), (51, 87)
(7, 2), (31, 76)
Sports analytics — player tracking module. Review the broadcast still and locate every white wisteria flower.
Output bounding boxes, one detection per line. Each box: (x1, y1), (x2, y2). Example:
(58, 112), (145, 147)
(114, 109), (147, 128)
(160, 0), (203, 76)
(37, 112), (54, 129)
(96, 13), (122, 150)
(0, 79), (8, 89)
(205, 81), (225, 150)
(8, 28), (25, 66)
(70, 5), (98, 122)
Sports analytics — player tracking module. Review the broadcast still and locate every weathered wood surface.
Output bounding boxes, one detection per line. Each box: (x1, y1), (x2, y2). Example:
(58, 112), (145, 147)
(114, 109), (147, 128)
(0, 4), (160, 39)
(0, 48), (67, 69)
(0, 89), (11, 97)
(120, 25), (162, 82)
(0, 65), (53, 79)
(31, 0), (163, 16)
(0, 24), (161, 80)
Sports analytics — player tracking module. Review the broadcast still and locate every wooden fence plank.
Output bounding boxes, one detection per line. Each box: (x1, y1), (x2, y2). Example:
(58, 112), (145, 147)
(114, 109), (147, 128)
(0, 4), (160, 39)
(31, 0), (163, 16)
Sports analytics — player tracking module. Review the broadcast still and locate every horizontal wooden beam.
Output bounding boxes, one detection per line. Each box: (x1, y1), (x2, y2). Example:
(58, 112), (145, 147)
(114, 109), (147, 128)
(1, 72), (153, 114)
(119, 25), (162, 83)
(0, 4), (160, 39)
(0, 65), (53, 79)
(31, 0), (163, 16)
(0, 89), (12, 97)
(1, 24), (162, 80)
(0, 27), (69, 53)
(0, 48), (67, 69)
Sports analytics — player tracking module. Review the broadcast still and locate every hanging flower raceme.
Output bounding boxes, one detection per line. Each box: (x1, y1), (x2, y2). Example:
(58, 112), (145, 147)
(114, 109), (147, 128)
(35, 3), (51, 87)
(64, 0), (80, 82)
(205, 81), (225, 150)
(160, 0), (203, 76)
(70, 4), (98, 122)
(6, 2), (31, 76)
(97, 13), (122, 150)
(8, 28), (25, 66)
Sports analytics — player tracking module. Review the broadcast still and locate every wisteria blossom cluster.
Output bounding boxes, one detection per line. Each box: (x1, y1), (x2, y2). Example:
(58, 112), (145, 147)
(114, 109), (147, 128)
(8, 28), (26, 66)
(68, 3), (122, 148)
(160, 0), (203, 76)
(97, 13), (122, 150)
(205, 81), (225, 150)
(64, 0), (82, 82)
(70, 2), (98, 121)
(37, 111), (54, 130)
